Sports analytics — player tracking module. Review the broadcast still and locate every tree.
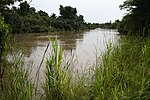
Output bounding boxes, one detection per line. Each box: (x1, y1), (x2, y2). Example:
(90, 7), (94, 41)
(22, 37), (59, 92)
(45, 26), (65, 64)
(50, 13), (57, 19)
(38, 10), (49, 17)
(78, 15), (84, 22)
(18, 1), (30, 16)
(119, 0), (150, 36)
(59, 5), (77, 19)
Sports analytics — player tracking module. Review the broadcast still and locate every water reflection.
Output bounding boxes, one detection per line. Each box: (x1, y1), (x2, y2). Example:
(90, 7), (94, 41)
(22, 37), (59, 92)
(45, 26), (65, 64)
(12, 31), (85, 57)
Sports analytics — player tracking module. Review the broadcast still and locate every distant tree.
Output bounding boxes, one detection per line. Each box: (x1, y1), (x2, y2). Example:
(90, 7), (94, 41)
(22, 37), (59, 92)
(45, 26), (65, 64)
(78, 15), (84, 22)
(29, 7), (36, 14)
(110, 20), (120, 29)
(1, 3), (96, 33)
(48, 5), (88, 31)
(3, 8), (21, 33)
(50, 13), (57, 19)
(38, 10), (49, 17)
(59, 5), (77, 19)
(18, 1), (30, 16)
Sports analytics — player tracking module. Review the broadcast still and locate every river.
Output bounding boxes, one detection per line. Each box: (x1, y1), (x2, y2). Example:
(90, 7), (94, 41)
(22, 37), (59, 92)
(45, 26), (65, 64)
(11, 28), (120, 83)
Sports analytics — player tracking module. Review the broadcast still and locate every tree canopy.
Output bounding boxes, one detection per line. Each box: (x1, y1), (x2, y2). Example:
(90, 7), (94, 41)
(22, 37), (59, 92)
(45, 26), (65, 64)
(1, 1), (50, 33)
(59, 5), (77, 19)
(119, 0), (150, 36)
(18, 1), (30, 16)
(0, 0), (100, 33)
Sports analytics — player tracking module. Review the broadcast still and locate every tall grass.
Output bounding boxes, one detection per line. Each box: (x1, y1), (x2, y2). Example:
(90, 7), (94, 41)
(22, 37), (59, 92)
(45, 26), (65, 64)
(9, 51), (33, 100)
(44, 38), (69, 99)
(43, 38), (93, 100)
(1, 38), (33, 100)
(91, 37), (150, 99)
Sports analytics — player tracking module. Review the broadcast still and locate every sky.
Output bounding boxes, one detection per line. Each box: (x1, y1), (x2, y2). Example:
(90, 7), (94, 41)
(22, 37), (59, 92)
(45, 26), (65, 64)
(26, 0), (126, 23)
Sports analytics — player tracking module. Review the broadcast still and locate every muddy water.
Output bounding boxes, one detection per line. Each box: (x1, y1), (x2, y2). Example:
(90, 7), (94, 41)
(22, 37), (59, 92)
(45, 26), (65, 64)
(12, 28), (120, 83)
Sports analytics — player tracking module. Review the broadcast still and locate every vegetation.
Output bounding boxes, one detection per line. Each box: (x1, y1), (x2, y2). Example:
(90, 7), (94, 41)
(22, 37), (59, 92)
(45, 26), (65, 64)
(0, 1), (102, 33)
(0, 16), (10, 91)
(1, 1), (50, 33)
(118, 0), (150, 36)
(49, 5), (87, 31)
(92, 37), (150, 99)
(44, 39), (69, 100)
(0, 16), (33, 99)
(99, 20), (120, 29)
(1, 0), (149, 35)
(1, 0), (150, 99)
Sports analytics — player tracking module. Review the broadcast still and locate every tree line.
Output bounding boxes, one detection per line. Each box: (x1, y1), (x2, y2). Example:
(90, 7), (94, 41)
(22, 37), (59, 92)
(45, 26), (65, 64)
(0, 0), (102, 33)
(0, 0), (149, 36)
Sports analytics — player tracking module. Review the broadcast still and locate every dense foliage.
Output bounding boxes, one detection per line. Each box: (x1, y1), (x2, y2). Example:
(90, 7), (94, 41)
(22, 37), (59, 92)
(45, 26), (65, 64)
(49, 5), (87, 31)
(0, 16), (10, 92)
(92, 37), (150, 99)
(0, 1), (102, 33)
(118, 0), (150, 36)
(1, 1), (50, 33)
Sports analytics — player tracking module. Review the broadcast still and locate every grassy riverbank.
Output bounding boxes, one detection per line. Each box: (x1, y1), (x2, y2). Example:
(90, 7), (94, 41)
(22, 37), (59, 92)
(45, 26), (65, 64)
(1, 36), (150, 100)
(92, 37), (150, 99)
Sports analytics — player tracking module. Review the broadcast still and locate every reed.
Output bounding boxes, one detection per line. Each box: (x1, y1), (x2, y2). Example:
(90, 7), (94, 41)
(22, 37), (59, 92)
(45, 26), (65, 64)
(9, 52), (33, 100)
(43, 38), (71, 100)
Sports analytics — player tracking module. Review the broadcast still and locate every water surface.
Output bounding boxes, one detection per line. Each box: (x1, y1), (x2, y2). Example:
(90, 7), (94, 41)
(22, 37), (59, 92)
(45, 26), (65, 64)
(12, 28), (119, 82)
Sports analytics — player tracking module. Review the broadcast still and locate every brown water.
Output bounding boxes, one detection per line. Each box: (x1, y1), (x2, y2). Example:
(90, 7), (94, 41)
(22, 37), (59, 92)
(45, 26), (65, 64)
(12, 28), (119, 82)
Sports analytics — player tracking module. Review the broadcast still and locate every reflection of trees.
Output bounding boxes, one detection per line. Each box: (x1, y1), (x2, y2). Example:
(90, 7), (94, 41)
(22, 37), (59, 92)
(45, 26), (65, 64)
(56, 32), (84, 50)
(10, 34), (37, 58)
(10, 31), (84, 57)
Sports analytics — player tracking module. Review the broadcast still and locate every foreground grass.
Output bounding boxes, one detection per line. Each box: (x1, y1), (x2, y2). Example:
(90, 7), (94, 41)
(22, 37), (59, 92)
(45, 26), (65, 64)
(1, 36), (150, 100)
(92, 37), (150, 99)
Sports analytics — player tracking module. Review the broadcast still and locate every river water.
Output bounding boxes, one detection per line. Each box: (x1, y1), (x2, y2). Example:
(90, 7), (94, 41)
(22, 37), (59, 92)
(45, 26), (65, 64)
(11, 28), (120, 83)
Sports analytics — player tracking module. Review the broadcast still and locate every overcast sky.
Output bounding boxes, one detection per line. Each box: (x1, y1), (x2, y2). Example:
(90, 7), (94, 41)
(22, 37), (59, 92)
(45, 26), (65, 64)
(26, 0), (126, 23)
